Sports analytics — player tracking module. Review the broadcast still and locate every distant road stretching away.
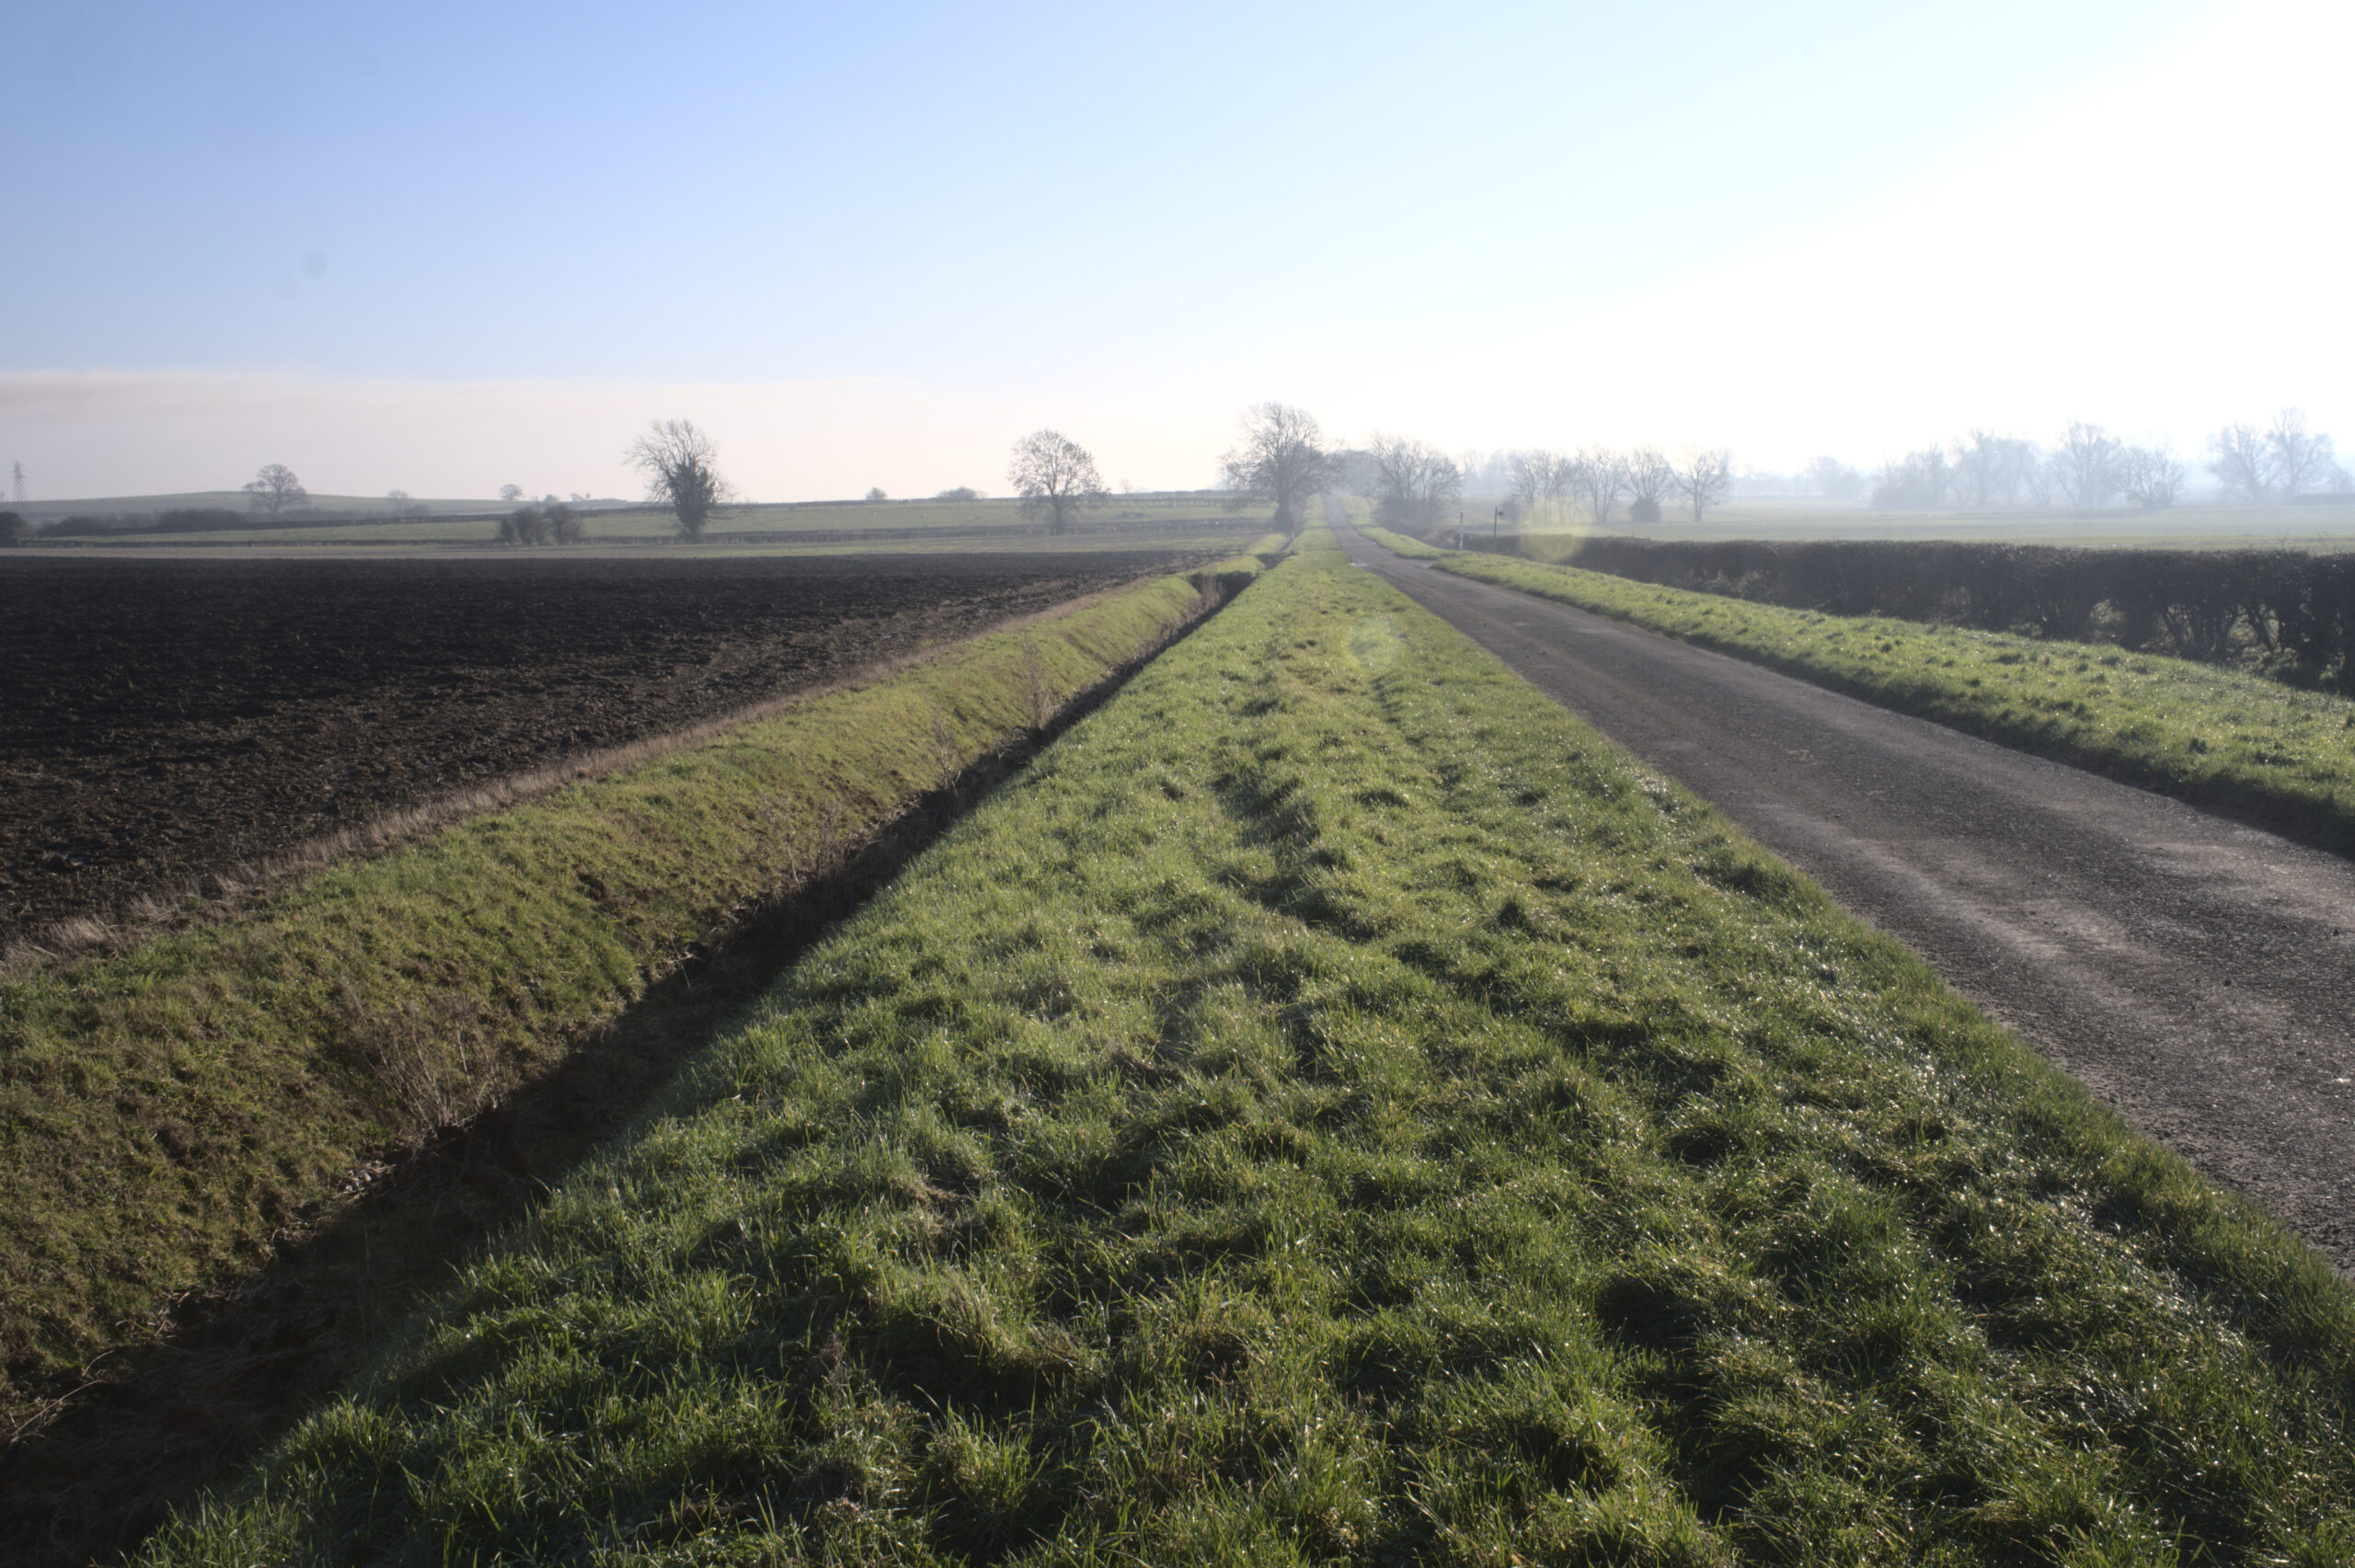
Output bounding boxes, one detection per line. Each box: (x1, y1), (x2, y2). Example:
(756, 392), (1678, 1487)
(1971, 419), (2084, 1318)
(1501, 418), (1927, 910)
(1334, 519), (2355, 1273)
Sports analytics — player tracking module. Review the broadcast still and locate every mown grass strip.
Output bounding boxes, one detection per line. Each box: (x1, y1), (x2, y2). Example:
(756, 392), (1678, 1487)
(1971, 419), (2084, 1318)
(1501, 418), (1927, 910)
(147, 539), (2355, 1565)
(0, 557), (1266, 1419)
(1365, 530), (2355, 856)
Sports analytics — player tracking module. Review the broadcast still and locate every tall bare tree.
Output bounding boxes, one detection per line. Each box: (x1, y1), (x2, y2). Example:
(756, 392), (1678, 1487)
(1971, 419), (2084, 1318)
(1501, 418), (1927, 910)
(2265, 408), (2336, 498)
(1570, 447), (1625, 526)
(1671, 446), (1733, 522)
(1805, 454), (1864, 502)
(1872, 448), (1953, 509)
(1505, 450), (1563, 516)
(1545, 452), (1578, 508)
(626, 418), (733, 538)
(243, 463), (307, 513)
(2119, 443), (2187, 510)
(1007, 429), (1107, 535)
(1369, 436), (1462, 529)
(2209, 423), (2269, 500)
(1221, 402), (1337, 536)
(2049, 421), (2122, 509)
(1624, 446), (1674, 521)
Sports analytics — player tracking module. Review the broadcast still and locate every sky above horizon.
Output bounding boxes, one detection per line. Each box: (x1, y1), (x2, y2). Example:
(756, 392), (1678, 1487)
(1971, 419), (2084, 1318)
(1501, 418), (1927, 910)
(5, 0), (2349, 501)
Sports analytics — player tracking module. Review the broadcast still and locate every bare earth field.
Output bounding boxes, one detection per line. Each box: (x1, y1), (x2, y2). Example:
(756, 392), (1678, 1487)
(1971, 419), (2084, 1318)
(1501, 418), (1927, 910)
(0, 549), (1212, 948)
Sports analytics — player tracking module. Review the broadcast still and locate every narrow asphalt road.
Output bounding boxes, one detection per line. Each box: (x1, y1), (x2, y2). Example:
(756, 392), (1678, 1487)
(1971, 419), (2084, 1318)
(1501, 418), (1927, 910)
(1334, 519), (2355, 1272)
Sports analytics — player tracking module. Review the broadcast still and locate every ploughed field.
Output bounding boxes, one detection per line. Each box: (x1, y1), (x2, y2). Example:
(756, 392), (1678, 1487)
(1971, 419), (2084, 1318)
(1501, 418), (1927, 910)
(0, 551), (1202, 947)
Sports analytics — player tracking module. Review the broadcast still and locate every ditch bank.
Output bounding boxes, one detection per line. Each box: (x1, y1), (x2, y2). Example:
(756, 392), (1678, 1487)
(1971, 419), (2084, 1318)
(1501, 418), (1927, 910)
(0, 555), (1269, 1481)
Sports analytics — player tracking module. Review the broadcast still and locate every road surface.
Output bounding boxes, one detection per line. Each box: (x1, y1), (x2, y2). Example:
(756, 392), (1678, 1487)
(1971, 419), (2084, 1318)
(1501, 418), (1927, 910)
(1335, 519), (2355, 1271)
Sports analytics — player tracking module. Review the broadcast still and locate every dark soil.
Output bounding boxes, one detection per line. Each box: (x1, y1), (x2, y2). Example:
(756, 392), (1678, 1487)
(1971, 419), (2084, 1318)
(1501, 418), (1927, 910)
(0, 550), (1205, 950)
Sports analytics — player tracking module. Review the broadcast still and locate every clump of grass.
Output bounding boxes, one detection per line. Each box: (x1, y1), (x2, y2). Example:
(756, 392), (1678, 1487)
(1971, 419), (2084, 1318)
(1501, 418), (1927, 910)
(0, 561), (1254, 1424)
(145, 542), (2355, 1564)
(1356, 521), (1448, 558)
(1391, 542), (2355, 855)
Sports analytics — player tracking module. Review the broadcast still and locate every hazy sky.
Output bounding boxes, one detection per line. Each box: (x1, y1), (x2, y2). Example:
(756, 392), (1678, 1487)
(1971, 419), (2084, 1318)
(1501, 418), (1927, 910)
(5, 0), (2349, 500)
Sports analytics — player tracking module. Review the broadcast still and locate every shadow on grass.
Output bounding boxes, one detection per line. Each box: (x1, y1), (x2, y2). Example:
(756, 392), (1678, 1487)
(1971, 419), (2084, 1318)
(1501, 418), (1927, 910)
(0, 580), (1251, 1568)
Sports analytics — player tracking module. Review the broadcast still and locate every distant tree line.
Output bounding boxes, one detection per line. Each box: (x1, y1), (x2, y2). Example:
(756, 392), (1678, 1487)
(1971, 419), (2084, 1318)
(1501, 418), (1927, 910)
(1534, 535), (2355, 687)
(1347, 442), (1740, 527)
(1865, 410), (2343, 512)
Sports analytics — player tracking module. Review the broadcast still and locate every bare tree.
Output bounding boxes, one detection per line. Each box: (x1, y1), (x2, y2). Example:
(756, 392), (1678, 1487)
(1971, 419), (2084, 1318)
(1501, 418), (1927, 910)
(1952, 430), (2004, 509)
(865, 486), (888, 503)
(2265, 408), (2336, 498)
(1505, 450), (1561, 515)
(1804, 454), (1864, 502)
(2119, 443), (2187, 510)
(1570, 447), (1626, 525)
(1545, 452), (1578, 508)
(1872, 448), (1953, 509)
(2209, 423), (2269, 500)
(243, 463), (307, 513)
(1369, 435), (1462, 529)
(936, 486), (981, 502)
(1949, 430), (2046, 509)
(1671, 446), (1733, 522)
(1221, 402), (1338, 536)
(626, 418), (733, 538)
(1007, 429), (1107, 535)
(499, 483), (524, 503)
(2049, 422), (2122, 509)
(1624, 446), (1674, 522)
(0, 511), (27, 547)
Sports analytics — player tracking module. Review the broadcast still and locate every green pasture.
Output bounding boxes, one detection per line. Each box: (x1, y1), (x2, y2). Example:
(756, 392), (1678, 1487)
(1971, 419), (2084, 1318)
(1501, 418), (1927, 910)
(1356, 529), (2355, 858)
(144, 537), (2355, 1564)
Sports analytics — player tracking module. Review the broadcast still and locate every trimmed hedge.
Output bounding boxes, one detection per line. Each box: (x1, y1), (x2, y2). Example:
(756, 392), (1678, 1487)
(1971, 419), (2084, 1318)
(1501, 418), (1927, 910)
(1491, 536), (2355, 685)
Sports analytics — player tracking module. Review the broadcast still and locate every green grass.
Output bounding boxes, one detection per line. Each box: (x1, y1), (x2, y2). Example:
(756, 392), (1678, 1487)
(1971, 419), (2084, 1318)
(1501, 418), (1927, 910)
(0, 562), (1251, 1421)
(144, 539), (2355, 1565)
(1364, 536), (2355, 857)
(1357, 521), (1447, 558)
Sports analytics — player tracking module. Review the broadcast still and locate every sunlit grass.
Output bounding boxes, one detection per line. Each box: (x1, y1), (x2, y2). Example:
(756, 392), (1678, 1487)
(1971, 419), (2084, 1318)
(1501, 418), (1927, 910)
(146, 540), (2355, 1564)
(0, 564), (1246, 1420)
(1368, 536), (2355, 856)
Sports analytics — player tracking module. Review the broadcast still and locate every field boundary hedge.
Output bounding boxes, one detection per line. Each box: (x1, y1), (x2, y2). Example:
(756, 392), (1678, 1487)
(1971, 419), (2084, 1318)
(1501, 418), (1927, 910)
(1378, 538), (2355, 857)
(1475, 533), (2355, 687)
(0, 555), (1265, 1427)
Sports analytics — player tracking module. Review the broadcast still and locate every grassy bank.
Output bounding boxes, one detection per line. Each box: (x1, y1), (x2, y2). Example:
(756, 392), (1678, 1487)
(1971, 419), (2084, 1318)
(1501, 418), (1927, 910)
(1366, 532), (2355, 857)
(0, 560), (1258, 1423)
(149, 541), (2355, 1564)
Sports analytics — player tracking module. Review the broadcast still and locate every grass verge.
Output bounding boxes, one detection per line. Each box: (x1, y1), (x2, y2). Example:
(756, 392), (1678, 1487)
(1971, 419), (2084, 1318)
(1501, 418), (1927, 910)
(0, 558), (1259, 1428)
(1367, 532), (2355, 857)
(146, 539), (2355, 1564)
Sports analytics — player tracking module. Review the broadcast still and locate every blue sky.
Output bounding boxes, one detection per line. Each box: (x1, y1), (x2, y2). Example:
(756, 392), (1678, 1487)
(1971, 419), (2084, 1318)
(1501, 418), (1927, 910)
(6, 0), (2348, 498)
